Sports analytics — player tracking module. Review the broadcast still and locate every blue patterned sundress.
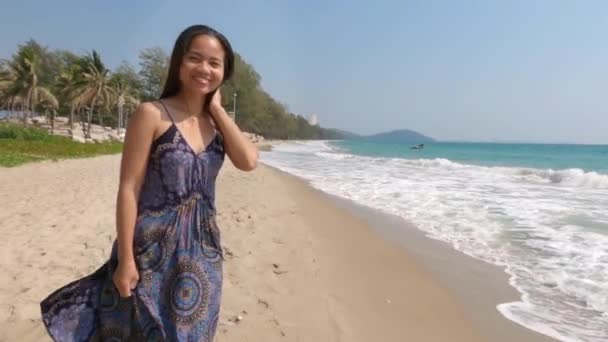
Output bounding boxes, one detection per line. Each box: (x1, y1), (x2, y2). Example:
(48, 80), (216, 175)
(40, 100), (226, 341)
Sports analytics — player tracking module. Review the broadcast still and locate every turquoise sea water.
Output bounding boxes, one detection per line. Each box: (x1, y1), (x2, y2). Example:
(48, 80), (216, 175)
(336, 140), (608, 174)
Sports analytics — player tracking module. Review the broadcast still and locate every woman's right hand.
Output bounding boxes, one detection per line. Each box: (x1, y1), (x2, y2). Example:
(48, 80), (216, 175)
(112, 259), (139, 298)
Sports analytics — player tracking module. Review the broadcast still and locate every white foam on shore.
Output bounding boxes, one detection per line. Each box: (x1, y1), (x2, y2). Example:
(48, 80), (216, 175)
(261, 141), (608, 342)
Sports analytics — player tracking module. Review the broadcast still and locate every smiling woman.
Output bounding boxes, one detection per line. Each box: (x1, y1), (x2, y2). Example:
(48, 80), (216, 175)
(39, 24), (258, 342)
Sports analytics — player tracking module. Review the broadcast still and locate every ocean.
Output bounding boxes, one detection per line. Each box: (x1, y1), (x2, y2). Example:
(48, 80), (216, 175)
(260, 140), (608, 342)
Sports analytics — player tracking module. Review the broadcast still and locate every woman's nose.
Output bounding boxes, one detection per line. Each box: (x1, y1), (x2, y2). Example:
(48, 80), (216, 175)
(197, 61), (211, 75)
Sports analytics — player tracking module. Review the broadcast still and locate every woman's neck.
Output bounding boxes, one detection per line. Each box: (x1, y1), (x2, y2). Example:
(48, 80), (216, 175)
(175, 90), (205, 117)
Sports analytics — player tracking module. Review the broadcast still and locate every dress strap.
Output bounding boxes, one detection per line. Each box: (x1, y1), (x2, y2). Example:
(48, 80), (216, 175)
(158, 100), (176, 124)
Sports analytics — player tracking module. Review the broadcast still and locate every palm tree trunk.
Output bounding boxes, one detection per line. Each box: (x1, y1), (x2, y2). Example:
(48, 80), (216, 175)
(80, 108), (87, 137)
(50, 109), (55, 134)
(19, 104), (24, 123)
(29, 88), (36, 125)
(69, 105), (75, 129)
(116, 97), (123, 135)
(86, 107), (92, 138)
(23, 92), (31, 125)
(87, 87), (102, 138)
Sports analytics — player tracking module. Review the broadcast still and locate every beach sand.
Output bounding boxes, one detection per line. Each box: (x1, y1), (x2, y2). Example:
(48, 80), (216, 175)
(0, 153), (552, 341)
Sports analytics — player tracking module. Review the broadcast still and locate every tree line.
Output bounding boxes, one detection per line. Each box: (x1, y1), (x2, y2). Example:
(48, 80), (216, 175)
(0, 39), (346, 140)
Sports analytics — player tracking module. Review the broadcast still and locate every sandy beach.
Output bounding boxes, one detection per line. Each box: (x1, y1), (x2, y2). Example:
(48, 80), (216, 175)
(0, 153), (554, 341)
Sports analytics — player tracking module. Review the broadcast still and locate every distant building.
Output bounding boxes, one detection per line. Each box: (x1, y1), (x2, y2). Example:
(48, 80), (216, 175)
(307, 113), (318, 126)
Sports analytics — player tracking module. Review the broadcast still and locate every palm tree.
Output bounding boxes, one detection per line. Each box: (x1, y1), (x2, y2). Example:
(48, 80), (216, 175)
(0, 60), (9, 93)
(1, 47), (57, 124)
(108, 74), (139, 135)
(55, 64), (81, 129)
(0, 65), (26, 120)
(0, 61), (15, 116)
(73, 50), (111, 138)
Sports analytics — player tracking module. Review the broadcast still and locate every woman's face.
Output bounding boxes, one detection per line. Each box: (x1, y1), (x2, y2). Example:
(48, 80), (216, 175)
(179, 34), (225, 96)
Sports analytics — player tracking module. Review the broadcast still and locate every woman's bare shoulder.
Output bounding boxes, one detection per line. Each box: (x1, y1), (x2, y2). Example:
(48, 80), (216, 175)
(135, 101), (164, 118)
(124, 101), (167, 143)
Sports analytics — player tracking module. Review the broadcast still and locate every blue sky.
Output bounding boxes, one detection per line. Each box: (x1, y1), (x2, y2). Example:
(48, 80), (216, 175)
(1, 0), (607, 143)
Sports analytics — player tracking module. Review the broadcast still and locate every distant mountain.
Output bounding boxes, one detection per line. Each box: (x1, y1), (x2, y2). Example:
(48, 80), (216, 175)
(323, 128), (362, 140)
(318, 128), (435, 142)
(359, 129), (435, 143)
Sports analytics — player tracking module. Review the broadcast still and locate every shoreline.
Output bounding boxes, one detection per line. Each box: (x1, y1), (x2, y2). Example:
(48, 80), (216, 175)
(302, 173), (557, 342)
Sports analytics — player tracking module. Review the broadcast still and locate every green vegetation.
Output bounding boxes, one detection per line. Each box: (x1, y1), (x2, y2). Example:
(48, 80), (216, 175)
(0, 122), (122, 167)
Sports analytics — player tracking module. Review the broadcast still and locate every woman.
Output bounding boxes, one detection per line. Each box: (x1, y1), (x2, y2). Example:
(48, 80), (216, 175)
(40, 24), (258, 341)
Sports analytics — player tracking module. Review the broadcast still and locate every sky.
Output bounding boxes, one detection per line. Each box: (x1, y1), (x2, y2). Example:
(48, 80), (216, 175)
(1, 0), (607, 144)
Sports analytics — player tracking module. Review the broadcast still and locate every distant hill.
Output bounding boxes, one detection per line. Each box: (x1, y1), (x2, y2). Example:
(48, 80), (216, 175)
(323, 128), (362, 140)
(357, 129), (435, 143)
(318, 128), (435, 142)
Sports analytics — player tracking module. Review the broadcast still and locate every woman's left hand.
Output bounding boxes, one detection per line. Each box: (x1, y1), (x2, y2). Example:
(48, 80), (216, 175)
(210, 89), (223, 115)
(206, 87), (258, 171)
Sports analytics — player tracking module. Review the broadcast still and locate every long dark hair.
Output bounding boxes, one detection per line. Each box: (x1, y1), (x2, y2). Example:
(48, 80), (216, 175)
(160, 25), (235, 113)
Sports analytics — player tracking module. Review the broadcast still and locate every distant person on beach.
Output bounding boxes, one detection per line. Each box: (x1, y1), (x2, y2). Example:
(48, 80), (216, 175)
(40, 24), (258, 341)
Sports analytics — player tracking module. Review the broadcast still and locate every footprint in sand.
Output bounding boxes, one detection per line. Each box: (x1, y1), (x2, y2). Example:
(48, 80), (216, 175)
(223, 246), (235, 259)
(272, 263), (288, 275)
(257, 298), (270, 309)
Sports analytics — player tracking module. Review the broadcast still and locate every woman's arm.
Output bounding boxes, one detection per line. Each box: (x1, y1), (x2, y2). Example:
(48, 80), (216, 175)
(115, 102), (159, 264)
(209, 92), (259, 171)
